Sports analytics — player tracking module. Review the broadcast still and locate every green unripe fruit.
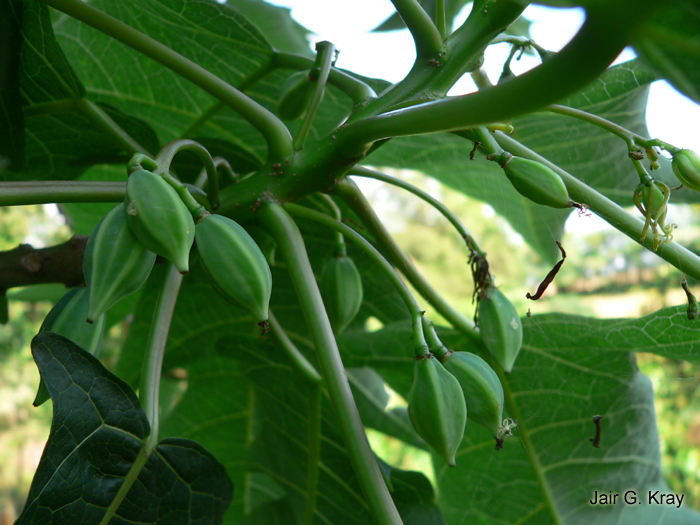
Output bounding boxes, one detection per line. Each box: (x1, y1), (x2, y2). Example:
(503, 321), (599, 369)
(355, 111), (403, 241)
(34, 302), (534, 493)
(319, 255), (363, 334)
(124, 169), (195, 274)
(84, 204), (157, 322)
(33, 287), (105, 406)
(496, 153), (571, 208)
(672, 150), (700, 192)
(277, 71), (321, 120)
(407, 355), (467, 467)
(478, 287), (523, 373)
(441, 351), (504, 437)
(195, 214), (272, 325)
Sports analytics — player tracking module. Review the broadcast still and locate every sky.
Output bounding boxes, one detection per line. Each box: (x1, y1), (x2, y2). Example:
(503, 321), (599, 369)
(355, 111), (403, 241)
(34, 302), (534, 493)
(264, 0), (700, 236)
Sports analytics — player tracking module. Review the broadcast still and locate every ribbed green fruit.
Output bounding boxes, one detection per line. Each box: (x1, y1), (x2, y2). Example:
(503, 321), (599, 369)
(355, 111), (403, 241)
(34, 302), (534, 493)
(124, 169), (195, 274)
(672, 150), (700, 192)
(196, 214), (272, 324)
(84, 204), (157, 322)
(478, 287), (523, 373)
(408, 355), (467, 467)
(319, 255), (363, 334)
(277, 71), (320, 120)
(442, 351), (504, 437)
(498, 154), (571, 208)
(33, 287), (105, 406)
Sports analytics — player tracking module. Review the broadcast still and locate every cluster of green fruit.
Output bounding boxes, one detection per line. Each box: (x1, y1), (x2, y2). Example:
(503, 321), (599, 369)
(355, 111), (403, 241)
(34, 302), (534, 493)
(33, 167), (274, 404)
(407, 284), (523, 466)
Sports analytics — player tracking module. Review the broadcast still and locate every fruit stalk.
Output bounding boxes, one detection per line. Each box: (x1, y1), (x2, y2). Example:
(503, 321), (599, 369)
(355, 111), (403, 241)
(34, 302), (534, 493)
(258, 201), (403, 525)
(139, 263), (183, 451)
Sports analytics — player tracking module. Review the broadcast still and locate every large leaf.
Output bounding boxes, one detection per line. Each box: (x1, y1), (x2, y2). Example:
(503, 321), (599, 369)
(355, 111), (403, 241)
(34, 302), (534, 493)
(633, 0), (700, 104)
(51, 0), (275, 150)
(337, 308), (700, 525)
(18, 332), (232, 525)
(2, 0), (161, 181)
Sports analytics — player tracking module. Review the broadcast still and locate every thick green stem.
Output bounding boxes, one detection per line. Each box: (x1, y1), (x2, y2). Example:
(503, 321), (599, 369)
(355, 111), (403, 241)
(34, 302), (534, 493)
(436, 0), (446, 39)
(153, 139), (219, 209)
(349, 166), (486, 258)
(334, 178), (481, 343)
(41, 0), (293, 161)
(0, 181), (125, 206)
(295, 42), (336, 150)
(494, 132), (700, 281)
(390, 0), (443, 57)
(304, 384), (322, 525)
(268, 310), (322, 386)
(337, 0), (657, 155)
(138, 263), (183, 452)
(273, 52), (376, 104)
(258, 202), (402, 525)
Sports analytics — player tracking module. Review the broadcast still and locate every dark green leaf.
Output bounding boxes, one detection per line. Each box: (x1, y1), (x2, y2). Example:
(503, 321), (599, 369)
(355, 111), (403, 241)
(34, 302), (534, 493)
(0, 0), (25, 172)
(18, 332), (233, 525)
(633, 0), (700, 104)
(18, 103), (160, 181)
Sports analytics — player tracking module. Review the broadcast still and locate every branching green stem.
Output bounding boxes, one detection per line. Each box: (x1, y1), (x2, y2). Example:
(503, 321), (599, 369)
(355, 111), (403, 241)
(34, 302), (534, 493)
(350, 166), (486, 258)
(337, 0), (658, 155)
(139, 263), (183, 452)
(494, 132), (700, 281)
(258, 201), (402, 525)
(390, 0), (443, 57)
(436, 0), (446, 39)
(273, 52), (376, 104)
(0, 181), (125, 206)
(153, 139), (219, 209)
(41, 0), (293, 161)
(295, 42), (336, 150)
(333, 178), (482, 343)
(268, 310), (322, 386)
(545, 105), (680, 155)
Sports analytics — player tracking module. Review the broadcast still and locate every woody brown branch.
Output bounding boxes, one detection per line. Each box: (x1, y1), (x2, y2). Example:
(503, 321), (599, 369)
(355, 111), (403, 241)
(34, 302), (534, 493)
(0, 235), (87, 292)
